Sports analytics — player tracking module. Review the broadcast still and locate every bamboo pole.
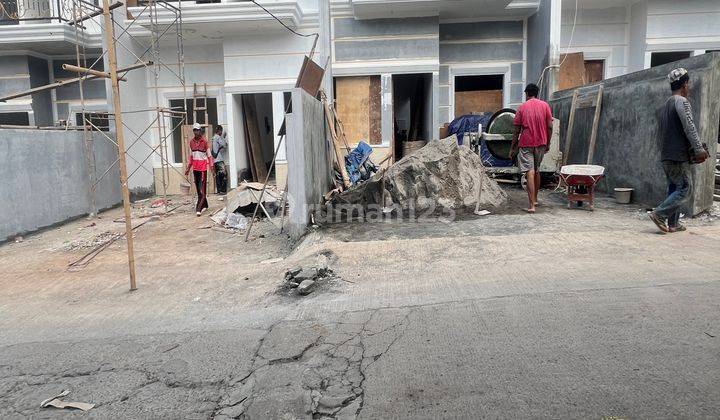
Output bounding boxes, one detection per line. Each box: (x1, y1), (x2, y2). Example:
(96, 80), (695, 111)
(0, 62), (149, 103)
(62, 63), (127, 82)
(102, 0), (137, 291)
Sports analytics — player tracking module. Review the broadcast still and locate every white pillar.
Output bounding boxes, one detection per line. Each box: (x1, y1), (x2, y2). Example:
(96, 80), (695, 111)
(548, 0), (562, 96)
(226, 92), (238, 189)
(318, 0), (333, 100)
(381, 74), (393, 146)
(432, 72), (439, 140)
(643, 51), (652, 69)
(272, 91), (287, 162)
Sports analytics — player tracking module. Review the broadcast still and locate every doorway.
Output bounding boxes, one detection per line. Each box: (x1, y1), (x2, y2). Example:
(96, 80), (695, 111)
(392, 73), (432, 161)
(239, 93), (276, 183)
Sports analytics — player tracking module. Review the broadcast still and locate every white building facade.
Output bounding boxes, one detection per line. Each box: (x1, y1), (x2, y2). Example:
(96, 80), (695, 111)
(3, 0), (718, 194)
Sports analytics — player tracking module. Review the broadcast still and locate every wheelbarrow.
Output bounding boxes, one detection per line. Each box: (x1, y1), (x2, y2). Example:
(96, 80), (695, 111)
(559, 165), (605, 210)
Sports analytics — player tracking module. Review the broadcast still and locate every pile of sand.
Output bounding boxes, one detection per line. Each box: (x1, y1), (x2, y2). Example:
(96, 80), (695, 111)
(331, 136), (507, 212)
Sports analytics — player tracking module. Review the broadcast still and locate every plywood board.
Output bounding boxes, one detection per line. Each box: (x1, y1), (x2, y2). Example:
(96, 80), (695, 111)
(295, 56), (325, 97)
(559, 52), (586, 91)
(369, 76), (382, 144)
(335, 76), (371, 145)
(241, 96), (268, 182)
(454, 90), (503, 117)
(335, 76), (382, 145)
(584, 60), (604, 84)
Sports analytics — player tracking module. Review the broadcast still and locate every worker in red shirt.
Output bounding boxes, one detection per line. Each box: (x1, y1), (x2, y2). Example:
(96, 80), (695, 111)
(509, 83), (553, 213)
(184, 122), (214, 216)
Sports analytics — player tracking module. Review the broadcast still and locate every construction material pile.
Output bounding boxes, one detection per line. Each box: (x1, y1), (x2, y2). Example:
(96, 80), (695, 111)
(331, 136), (507, 212)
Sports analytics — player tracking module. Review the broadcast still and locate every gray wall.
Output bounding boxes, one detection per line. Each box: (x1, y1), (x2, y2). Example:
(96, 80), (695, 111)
(333, 16), (439, 63)
(0, 129), (122, 242)
(526, 0), (552, 98)
(53, 58), (107, 103)
(550, 53), (720, 215)
(0, 56), (31, 97)
(0, 56), (32, 121)
(28, 57), (53, 127)
(286, 88), (332, 240)
(438, 20), (526, 120)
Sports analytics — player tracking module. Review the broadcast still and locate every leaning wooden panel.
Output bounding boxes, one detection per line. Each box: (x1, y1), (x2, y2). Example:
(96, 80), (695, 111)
(559, 52), (586, 91)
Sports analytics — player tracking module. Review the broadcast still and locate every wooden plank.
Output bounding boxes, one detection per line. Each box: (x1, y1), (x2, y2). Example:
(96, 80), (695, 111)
(241, 96), (268, 182)
(408, 76), (424, 141)
(586, 85), (604, 165)
(335, 76), (371, 144)
(559, 52), (586, 91)
(295, 56), (325, 97)
(454, 90), (503, 117)
(322, 96), (351, 188)
(575, 95), (597, 109)
(241, 107), (257, 180)
(584, 60), (604, 84)
(369, 76), (382, 145)
(563, 89), (579, 166)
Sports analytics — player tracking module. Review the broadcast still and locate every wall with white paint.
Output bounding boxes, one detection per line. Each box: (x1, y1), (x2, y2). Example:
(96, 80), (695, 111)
(562, 0), (720, 78)
(560, 4), (629, 79)
(645, 0), (720, 57)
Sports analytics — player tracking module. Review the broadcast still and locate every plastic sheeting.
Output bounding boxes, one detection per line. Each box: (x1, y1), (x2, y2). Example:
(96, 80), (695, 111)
(345, 141), (377, 184)
(446, 114), (513, 168)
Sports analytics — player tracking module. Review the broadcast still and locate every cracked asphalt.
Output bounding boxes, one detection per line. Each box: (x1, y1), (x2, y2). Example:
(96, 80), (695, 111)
(1, 192), (719, 418)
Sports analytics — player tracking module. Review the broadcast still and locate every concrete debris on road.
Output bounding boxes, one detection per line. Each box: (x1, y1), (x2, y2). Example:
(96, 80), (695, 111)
(331, 136), (507, 213)
(280, 254), (337, 296)
(64, 231), (123, 251)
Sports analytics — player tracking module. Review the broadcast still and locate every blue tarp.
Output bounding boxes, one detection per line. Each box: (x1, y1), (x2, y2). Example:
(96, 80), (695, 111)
(447, 114), (513, 168)
(345, 141), (374, 184)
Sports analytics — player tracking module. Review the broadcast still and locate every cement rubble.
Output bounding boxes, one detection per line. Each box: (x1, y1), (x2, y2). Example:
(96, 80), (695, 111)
(331, 136), (507, 213)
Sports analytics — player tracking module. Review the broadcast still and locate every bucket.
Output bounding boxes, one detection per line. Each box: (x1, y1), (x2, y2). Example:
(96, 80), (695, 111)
(614, 187), (633, 204)
(180, 181), (191, 195)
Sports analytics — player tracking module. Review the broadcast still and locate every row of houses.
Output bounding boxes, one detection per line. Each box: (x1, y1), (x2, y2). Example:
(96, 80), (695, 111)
(1, 0), (719, 196)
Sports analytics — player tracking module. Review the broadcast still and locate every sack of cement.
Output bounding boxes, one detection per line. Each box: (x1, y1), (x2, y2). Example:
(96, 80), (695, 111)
(331, 136), (507, 212)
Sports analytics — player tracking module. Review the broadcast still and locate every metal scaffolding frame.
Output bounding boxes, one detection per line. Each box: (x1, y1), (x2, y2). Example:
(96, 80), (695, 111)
(0, 0), (189, 291)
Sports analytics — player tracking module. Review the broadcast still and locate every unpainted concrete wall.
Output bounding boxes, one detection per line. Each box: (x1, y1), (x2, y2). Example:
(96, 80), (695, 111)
(286, 88), (332, 240)
(0, 129), (121, 242)
(550, 52), (720, 215)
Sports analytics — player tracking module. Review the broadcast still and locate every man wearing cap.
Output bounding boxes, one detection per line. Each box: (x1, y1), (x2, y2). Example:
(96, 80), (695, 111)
(649, 68), (709, 233)
(184, 122), (213, 216)
(510, 83), (554, 213)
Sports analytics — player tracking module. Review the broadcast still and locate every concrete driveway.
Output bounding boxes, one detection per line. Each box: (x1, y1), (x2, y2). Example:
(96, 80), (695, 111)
(1, 192), (718, 418)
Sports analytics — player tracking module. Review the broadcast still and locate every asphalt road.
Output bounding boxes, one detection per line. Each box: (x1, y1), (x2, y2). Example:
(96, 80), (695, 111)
(1, 196), (719, 418)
